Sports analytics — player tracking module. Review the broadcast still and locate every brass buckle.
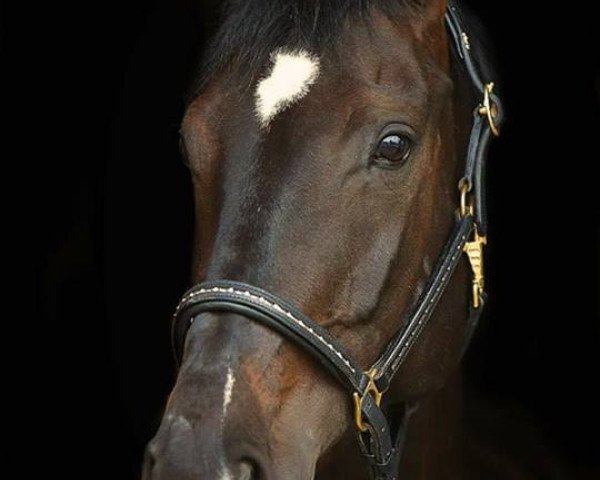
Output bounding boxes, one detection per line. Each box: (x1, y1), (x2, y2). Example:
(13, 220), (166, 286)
(478, 82), (500, 137)
(352, 368), (384, 432)
(459, 181), (473, 218)
(463, 226), (487, 308)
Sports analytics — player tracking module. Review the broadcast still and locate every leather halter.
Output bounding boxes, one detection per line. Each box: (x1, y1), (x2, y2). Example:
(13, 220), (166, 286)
(171, 2), (503, 479)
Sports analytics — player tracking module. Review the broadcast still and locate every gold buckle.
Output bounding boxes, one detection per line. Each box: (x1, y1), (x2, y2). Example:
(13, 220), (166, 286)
(459, 182), (473, 218)
(478, 82), (500, 137)
(352, 368), (384, 432)
(463, 226), (487, 308)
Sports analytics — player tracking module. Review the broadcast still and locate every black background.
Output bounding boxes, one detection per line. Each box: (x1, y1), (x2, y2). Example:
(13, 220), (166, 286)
(7, 0), (599, 478)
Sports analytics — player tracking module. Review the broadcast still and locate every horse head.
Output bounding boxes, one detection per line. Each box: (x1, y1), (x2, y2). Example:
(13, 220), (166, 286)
(143, 1), (500, 478)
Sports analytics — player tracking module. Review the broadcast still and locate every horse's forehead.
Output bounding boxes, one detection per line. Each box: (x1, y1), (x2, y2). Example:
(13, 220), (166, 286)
(251, 22), (424, 128)
(184, 16), (435, 142)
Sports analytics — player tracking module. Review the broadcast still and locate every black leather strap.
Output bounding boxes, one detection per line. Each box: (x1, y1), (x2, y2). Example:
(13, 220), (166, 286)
(445, 1), (504, 235)
(445, 3), (487, 95)
(369, 214), (474, 391)
(173, 281), (366, 392)
(472, 124), (493, 233)
(358, 403), (418, 480)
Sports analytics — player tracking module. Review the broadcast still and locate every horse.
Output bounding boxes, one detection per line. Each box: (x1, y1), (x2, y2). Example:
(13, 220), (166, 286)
(142, 1), (503, 478)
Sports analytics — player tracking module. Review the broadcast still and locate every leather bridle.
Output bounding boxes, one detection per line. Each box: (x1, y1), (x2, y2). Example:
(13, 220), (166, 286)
(171, 2), (503, 479)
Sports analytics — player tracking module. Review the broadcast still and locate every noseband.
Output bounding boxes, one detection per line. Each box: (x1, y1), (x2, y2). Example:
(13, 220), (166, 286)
(171, 3), (503, 479)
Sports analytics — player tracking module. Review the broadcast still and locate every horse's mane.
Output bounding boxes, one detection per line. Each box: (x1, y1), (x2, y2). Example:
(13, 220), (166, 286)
(188, 0), (495, 100)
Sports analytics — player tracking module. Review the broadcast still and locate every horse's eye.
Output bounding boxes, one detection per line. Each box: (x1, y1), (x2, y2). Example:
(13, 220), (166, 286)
(373, 134), (412, 168)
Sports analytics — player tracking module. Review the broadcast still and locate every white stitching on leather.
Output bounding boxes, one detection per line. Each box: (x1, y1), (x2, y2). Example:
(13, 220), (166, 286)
(177, 227), (470, 377)
(392, 233), (468, 368)
(177, 286), (356, 374)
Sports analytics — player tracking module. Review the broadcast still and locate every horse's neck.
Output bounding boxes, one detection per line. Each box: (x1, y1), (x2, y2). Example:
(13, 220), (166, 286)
(399, 371), (466, 478)
(316, 371), (466, 480)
